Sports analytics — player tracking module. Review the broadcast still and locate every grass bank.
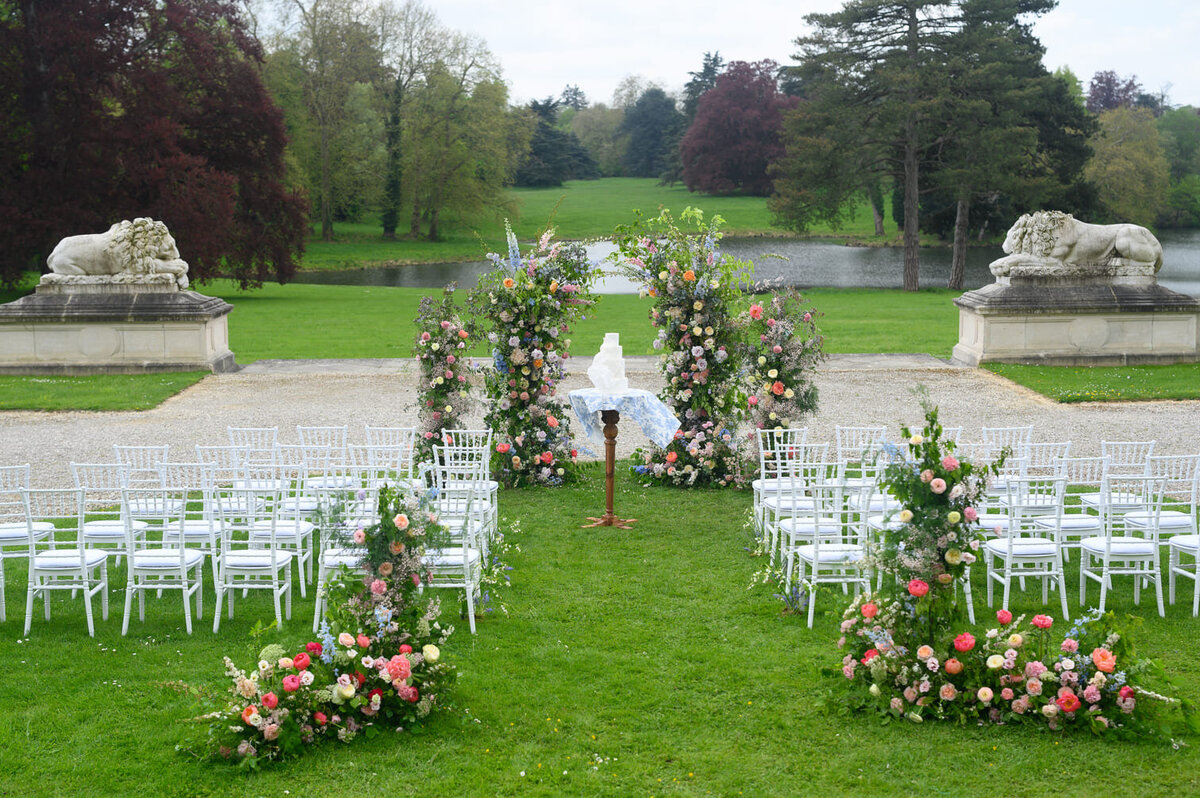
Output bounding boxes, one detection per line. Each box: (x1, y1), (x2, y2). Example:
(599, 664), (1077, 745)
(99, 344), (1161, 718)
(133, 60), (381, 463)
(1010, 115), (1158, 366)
(299, 177), (891, 271)
(0, 471), (1197, 796)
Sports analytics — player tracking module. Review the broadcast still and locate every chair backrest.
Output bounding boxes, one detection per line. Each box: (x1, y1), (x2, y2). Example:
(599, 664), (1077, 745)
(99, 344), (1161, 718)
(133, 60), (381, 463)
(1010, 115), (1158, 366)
(1004, 476), (1067, 534)
(1101, 440), (1156, 475)
(365, 425), (417, 449)
(981, 426), (1033, 458)
(1060, 455), (1109, 488)
(442, 428), (493, 453)
(21, 487), (84, 559)
(227, 427), (278, 464)
(1145, 454), (1200, 511)
(835, 426), (886, 464)
(158, 461), (216, 492)
(297, 425), (349, 465)
(1024, 442), (1073, 478)
(216, 464), (282, 557)
(438, 429), (492, 474)
(195, 445), (249, 484)
(121, 486), (194, 562)
(940, 426), (963, 445)
(802, 479), (856, 555)
(113, 445), (170, 486)
(0, 464), (31, 528)
(757, 428), (810, 478)
(429, 446), (483, 548)
(1100, 474), (1166, 535)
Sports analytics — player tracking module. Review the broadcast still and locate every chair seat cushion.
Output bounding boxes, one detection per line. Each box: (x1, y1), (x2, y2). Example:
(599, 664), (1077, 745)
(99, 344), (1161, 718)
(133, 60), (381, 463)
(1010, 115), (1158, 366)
(280, 496), (321, 513)
(778, 517), (841, 537)
(793, 543), (865, 564)
(847, 494), (891, 513)
(0, 521), (55, 541)
(1034, 514), (1101, 531)
(133, 549), (205, 569)
(1081, 492), (1146, 511)
(866, 514), (904, 531)
(1124, 510), (1194, 530)
(984, 537), (1057, 558)
(34, 548), (108, 569)
(249, 521), (315, 538)
(223, 551), (294, 569)
(83, 519), (148, 537)
(163, 520), (216, 539)
(127, 498), (186, 516)
(425, 547), (482, 567)
(321, 548), (362, 568)
(306, 475), (355, 490)
(762, 495), (816, 512)
(1168, 534), (1200, 551)
(1080, 536), (1156, 557)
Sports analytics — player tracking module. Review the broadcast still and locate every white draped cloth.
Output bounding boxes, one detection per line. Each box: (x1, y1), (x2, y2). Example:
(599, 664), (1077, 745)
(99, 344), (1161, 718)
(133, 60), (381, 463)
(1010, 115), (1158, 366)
(567, 388), (680, 450)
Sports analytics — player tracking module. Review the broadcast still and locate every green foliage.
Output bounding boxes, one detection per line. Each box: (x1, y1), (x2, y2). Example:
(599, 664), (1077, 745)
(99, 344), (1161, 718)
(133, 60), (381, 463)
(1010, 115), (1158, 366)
(1085, 107), (1171, 226)
(620, 88), (684, 178)
(412, 284), (474, 461)
(741, 290), (825, 446)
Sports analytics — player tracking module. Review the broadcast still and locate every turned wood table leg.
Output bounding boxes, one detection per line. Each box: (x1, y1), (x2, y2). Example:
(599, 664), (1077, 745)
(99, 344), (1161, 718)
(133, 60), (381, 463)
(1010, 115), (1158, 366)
(584, 409), (636, 529)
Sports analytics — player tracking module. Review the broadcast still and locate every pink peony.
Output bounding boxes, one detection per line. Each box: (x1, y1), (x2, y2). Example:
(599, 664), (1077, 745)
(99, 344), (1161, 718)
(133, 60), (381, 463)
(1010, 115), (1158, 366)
(1057, 693), (1082, 713)
(1027, 679), (1044, 697)
(1031, 614), (1054, 629)
(261, 692), (278, 710)
(920, 469), (934, 483)
(930, 478), (947, 494)
(338, 632), (355, 647)
(282, 674), (301, 692)
(370, 579), (387, 595)
(1119, 685), (1135, 700)
(861, 602), (879, 619)
(908, 579), (930, 598)
(305, 642), (323, 657)
(1000, 688), (1014, 701)
(1061, 638), (1080, 654)
(953, 632), (976, 652)
(964, 506), (978, 522)
(1091, 648), (1117, 673)
(996, 609), (1013, 625)
(293, 652), (311, 670)
(393, 513), (409, 531)
(1083, 685), (1102, 704)
(357, 633), (371, 649)
(748, 304), (764, 320)
(496, 442), (511, 454)
(941, 455), (960, 471)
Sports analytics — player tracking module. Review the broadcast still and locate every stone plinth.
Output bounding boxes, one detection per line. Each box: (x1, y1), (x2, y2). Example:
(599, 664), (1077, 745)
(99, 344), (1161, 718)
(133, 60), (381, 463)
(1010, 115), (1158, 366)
(0, 279), (236, 374)
(952, 277), (1200, 367)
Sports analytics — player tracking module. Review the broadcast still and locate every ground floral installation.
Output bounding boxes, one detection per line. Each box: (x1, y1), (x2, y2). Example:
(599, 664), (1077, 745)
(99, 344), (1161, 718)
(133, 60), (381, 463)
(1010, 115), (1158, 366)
(616, 207), (748, 486)
(194, 487), (456, 765)
(413, 283), (474, 461)
(469, 222), (595, 487)
(833, 407), (1195, 738)
(740, 288), (824, 460)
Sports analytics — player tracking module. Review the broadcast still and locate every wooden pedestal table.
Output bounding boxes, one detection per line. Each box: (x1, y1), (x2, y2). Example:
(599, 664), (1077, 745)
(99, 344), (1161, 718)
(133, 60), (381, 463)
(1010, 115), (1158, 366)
(584, 408), (634, 528)
(566, 387), (681, 531)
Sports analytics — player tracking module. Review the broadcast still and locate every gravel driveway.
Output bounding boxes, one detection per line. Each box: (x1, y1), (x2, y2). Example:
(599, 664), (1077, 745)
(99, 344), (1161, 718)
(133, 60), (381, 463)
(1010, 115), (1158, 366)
(3, 355), (1197, 486)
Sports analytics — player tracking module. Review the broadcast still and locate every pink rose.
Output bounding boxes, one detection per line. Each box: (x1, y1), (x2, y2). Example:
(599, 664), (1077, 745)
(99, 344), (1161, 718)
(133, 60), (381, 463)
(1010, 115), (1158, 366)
(772, 345), (782, 354)
(352, 529), (366, 544)
(338, 632), (355, 647)
(263, 723), (280, 741)
(964, 506), (978, 522)
(420, 332), (430, 341)
(370, 579), (387, 595)
(908, 579), (929, 598)
(1061, 638), (1079, 654)
(953, 632), (975, 652)
(393, 513), (409, 531)
(930, 478), (947, 494)
(748, 395), (758, 407)
(261, 692), (278, 709)
(748, 304), (764, 320)
(1001, 688), (1014, 701)
(920, 469), (934, 483)
(861, 602), (878, 619)
(1027, 679), (1043, 696)
(1031, 614), (1053, 629)
(939, 683), (958, 701)
(996, 609), (1013, 625)
(941, 455), (960, 471)
(1119, 686), (1135, 700)
(357, 633), (371, 648)
(282, 674), (301, 692)
(314, 711), (327, 726)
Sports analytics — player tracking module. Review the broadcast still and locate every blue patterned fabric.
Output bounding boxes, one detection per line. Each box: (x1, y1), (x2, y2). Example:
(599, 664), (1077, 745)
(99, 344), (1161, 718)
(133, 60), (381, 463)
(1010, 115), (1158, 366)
(567, 388), (681, 450)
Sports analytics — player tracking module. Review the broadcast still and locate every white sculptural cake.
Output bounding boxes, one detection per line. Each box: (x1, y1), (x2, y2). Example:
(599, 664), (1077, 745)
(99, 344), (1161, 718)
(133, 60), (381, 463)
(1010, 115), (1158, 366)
(588, 332), (629, 392)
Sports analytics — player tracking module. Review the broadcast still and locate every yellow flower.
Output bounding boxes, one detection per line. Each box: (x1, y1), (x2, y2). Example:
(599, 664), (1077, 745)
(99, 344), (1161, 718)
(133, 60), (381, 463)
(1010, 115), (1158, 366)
(910, 434), (923, 445)
(692, 326), (703, 336)
(767, 369), (778, 379)
(1007, 633), (1023, 647)
(944, 548), (962, 565)
(947, 511), (961, 524)
(784, 388), (795, 399)
(704, 326), (714, 335)
(899, 509), (914, 523)
(986, 654), (1005, 669)
(423, 644), (440, 664)
(757, 356), (767, 366)
(693, 301), (703, 310)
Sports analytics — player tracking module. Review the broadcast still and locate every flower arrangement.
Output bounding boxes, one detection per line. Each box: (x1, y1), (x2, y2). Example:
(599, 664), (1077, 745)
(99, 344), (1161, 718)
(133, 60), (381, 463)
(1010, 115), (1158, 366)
(413, 283), (474, 461)
(740, 288), (824, 465)
(469, 223), (595, 487)
(199, 487), (456, 764)
(838, 600), (1191, 737)
(875, 405), (1002, 638)
(615, 207), (748, 486)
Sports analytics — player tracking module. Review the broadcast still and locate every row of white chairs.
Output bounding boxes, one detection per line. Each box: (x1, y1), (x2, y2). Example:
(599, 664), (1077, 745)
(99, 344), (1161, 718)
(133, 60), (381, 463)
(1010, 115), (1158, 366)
(752, 427), (1200, 627)
(0, 427), (500, 637)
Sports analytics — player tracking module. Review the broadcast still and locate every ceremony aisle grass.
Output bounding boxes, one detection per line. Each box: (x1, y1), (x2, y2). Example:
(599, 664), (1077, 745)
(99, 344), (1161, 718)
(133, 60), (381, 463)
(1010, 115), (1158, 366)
(1, 471), (1199, 796)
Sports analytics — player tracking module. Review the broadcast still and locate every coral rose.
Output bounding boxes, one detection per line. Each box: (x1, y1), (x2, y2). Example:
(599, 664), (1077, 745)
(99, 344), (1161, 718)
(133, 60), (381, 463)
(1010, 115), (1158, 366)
(953, 632), (976, 653)
(860, 602), (878, 619)
(1091, 648), (1117, 673)
(1031, 614), (1053, 629)
(393, 513), (409, 531)
(293, 652), (311, 670)
(496, 442), (511, 454)
(665, 451), (678, 463)
(748, 304), (764, 320)
(261, 692), (278, 710)
(771, 381), (786, 396)
(1056, 693), (1082, 713)
(682, 269), (696, 281)
(944, 658), (963, 675)
(908, 579), (929, 598)
(996, 609), (1013, 625)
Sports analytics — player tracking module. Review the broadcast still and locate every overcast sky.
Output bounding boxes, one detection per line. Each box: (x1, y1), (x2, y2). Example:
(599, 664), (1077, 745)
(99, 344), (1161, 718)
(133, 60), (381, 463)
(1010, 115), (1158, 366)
(432, 0), (1200, 108)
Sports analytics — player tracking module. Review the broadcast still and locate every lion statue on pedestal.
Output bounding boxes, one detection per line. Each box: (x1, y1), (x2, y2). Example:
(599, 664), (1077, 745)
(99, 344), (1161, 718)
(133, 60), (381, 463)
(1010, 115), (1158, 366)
(46, 218), (190, 288)
(990, 210), (1163, 280)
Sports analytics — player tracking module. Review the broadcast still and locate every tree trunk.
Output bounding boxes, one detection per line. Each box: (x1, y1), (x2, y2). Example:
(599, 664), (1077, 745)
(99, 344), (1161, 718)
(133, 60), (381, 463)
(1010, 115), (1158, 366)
(869, 196), (885, 236)
(407, 191), (423, 239)
(948, 195), (969, 290)
(318, 121), (334, 242)
(426, 205), (439, 241)
(902, 123), (920, 292)
(381, 82), (403, 240)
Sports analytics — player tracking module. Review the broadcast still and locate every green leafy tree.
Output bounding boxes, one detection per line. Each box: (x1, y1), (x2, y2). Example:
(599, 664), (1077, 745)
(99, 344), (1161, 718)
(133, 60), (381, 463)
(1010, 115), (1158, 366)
(682, 51), (725, 121)
(621, 87), (685, 178)
(1084, 106), (1170, 226)
(570, 104), (628, 176)
(1157, 106), (1200, 182)
(559, 84), (587, 111)
(513, 98), (599, 187)
(774, 0), (960, 291)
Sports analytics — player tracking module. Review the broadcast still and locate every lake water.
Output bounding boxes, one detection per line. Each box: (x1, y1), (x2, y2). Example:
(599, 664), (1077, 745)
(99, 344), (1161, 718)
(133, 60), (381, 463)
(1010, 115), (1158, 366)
(293, 228), (1200, 296)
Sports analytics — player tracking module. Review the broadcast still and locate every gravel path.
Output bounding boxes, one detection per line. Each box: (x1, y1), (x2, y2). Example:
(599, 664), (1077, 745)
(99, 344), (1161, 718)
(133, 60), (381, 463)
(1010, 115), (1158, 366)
(3, 355), (1198, 486)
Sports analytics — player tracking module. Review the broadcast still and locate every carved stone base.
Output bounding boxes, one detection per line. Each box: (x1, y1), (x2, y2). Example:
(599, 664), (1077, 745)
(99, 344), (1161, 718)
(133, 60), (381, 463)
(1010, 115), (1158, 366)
(952, 279), (1200, 367)
(0, 287), (237, 374)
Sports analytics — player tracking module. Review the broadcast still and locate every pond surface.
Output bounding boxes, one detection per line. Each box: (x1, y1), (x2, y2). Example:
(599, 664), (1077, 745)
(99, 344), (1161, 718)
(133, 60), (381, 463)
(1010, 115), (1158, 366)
(293, 228), (1200, 296)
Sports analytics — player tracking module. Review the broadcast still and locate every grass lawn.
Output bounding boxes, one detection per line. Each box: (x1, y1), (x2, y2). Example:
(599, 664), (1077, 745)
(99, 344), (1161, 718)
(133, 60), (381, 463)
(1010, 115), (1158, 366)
(985, 362), (1200, 403)
(299, 177), (891, 271)
(1, 469), (1198, 796)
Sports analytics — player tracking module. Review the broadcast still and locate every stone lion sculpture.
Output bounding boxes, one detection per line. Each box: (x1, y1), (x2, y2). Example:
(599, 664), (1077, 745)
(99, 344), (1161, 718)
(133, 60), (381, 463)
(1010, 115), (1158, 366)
(990, 210), (1163, 281)
(46, 218), (189, 288)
